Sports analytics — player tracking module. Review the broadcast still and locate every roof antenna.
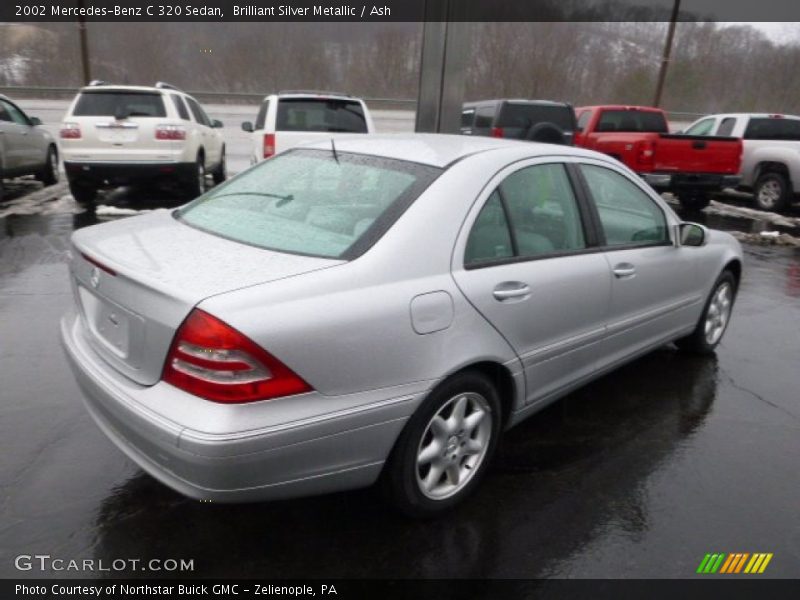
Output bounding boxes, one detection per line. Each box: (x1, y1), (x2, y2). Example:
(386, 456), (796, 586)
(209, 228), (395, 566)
(331, 138), (339, 164)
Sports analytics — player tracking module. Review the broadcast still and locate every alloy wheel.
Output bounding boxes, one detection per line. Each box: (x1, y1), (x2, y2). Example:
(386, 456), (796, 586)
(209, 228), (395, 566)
(415, 392), (492, 500)
(704, 282), (732, 345)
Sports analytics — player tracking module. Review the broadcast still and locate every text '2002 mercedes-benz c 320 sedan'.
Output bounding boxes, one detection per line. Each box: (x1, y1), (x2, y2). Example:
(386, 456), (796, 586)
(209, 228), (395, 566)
(61, 135), (742, 516)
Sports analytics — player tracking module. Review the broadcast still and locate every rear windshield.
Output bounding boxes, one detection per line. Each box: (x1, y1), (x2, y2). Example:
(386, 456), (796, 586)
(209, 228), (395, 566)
(596, 110), (668, 133)
(177, 150), (440, 259)
(744, 118), (800, 141)
(73, 91), (166, 117)
(276, 99), (368, 133)
(497, 104), (575, 131)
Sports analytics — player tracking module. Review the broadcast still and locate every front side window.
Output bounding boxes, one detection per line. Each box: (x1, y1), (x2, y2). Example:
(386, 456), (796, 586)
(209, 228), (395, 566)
(177, 150), (440, 259)
(580, 164), (668, 246)
(465, 163), (587, 266)
(254, 100), (269, 130)
(0, 100), (28, 125)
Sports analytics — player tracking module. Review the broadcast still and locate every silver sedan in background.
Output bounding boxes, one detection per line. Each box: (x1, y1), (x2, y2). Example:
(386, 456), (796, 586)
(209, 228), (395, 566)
(61, 135), (742, 516)
(0, 94), (59, 201)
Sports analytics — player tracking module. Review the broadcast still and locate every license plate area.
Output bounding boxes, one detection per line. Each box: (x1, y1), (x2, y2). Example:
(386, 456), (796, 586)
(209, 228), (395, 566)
(96, 123), (139, 144)
(77, 285), (144, 366)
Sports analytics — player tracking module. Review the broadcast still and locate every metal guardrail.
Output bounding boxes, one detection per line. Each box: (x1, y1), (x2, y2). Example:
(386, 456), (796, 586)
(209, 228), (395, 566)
(0, 85), (417, 108)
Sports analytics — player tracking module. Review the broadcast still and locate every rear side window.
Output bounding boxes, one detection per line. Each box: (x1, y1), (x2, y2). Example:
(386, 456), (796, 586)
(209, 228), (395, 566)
(596, 110), (668, 133)
(170, 94), (191, 121)
(465, 164), (587, 266)
(744, 118), (800, 141)
(185, 97), (210, 126)
(276, 99), (367, 133)
(576, 111), (591, 132)
(177, 149), (440, 260)
(497, 104), (575, 131)
(254, 100), (269, 130)
(73, 92), (166, 117)
(461, 109), (475, 129)
(474, 106), (495, 129)
(717, 117), (737, 137)
(581, 165), (668, 246)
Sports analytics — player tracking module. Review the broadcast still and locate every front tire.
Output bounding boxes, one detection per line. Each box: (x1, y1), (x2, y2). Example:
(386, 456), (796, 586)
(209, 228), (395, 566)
(754, 172), (790, 212)
(676, 271), (737, 355)
(382, 371), (502, 517)
(37, 146), (59, 186)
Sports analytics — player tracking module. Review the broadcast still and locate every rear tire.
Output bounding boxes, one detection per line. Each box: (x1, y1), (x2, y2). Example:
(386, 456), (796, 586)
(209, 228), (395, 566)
(211, 147), (226, 185)
(381, 371), (502, 518)
(753, 172), (790, 212)
(185, 153), (207, 198)
(676, 271), (737, 355)
(677, 194), (711, 211)
(69, 181), (96, 207)
(37, 146), (59, 186)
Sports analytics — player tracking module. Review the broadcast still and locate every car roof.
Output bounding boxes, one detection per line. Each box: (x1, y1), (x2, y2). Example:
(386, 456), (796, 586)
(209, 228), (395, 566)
(696, 113), (800, 121)
(78, 85), (180, 94)
(463, 99), (569, 108)
(265, 92), (360, 101)
(577, 105), (664, 112)
(300, 133), (600, 168)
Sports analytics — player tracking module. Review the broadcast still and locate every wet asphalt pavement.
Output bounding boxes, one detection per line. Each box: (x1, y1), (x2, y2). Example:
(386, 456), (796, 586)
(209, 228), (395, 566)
(0, 180), (799, 580)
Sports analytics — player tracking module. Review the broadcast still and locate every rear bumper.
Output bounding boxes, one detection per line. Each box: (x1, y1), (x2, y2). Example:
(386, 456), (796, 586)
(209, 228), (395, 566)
(640, 172), (740, 193)
(64, 161), (195, 187)
(60, 309), (419, 502)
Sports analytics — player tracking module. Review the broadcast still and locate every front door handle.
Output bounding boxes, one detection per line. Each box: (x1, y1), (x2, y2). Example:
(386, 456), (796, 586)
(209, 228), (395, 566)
(613, 263), (637, 279)
(493, 282), (531, 302)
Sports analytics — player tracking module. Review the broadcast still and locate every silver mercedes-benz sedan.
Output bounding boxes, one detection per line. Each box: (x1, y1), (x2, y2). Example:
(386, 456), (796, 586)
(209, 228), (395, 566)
(61, 134), (742, 516)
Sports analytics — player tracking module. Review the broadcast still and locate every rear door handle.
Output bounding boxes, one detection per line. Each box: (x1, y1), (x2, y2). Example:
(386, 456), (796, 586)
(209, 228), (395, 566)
(493, 282), (531, 302)
(613, 263), (637, 279)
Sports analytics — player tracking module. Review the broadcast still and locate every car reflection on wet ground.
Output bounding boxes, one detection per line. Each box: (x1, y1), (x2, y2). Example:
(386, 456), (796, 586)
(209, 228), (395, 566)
(0, 182), (798, 579)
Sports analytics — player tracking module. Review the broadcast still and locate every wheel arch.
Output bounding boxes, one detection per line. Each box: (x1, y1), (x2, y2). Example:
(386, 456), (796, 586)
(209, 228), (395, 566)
(723, 258), (742, 290)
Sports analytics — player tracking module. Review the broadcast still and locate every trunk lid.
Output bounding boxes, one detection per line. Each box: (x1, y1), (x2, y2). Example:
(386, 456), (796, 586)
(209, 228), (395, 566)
(653, 134), (742, 174)
(70, 210), (342, 385)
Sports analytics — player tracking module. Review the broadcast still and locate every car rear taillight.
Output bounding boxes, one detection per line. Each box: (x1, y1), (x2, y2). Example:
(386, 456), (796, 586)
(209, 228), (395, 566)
(637, 140), (655, 168)
(155, 125), (186, 140)
(263, 133), (276, 158)
(163, 309), (312, 404)
(490, 127), (504, 138)
(60, 122), (81, 139)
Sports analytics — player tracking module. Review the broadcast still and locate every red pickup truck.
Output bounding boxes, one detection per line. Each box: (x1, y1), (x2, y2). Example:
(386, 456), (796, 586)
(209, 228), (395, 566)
(574, 105), (742, 210)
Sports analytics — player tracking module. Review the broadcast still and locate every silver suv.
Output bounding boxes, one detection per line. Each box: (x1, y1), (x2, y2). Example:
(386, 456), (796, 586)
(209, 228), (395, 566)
(0, 95), (59, 201)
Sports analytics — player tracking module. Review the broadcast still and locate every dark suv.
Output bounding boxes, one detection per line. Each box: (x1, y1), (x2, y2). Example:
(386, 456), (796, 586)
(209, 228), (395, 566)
(460, 99), (577, 145)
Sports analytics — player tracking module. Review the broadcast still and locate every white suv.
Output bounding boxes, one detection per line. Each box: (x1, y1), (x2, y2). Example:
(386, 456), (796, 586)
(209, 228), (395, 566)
(241, 91), (374, 163)
(60, 82), (226, 205)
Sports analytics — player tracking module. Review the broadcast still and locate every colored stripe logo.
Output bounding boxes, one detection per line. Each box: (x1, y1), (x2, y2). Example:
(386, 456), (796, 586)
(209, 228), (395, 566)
(697, 553), (773, 574)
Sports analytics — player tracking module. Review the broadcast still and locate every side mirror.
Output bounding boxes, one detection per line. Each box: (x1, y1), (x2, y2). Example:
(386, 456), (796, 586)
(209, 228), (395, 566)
(29, 116), (42, 126)
(211, 119), (224, 128)
(678, 222), (707, 247)
(241, 121), (253, 133)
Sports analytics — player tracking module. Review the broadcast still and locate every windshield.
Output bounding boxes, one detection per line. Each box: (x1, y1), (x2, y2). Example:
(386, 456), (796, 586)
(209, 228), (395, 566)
(73, 91), (166, 117)
(177, 150), (441, 259)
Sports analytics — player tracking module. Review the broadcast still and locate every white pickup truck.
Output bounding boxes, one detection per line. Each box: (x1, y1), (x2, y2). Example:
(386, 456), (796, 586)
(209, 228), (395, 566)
(241, 91), (375, 164)
(684, 113), (800, 211)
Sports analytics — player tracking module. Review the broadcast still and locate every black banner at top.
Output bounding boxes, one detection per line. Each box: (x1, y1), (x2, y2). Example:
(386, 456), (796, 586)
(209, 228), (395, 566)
(3, 0), (800, 23)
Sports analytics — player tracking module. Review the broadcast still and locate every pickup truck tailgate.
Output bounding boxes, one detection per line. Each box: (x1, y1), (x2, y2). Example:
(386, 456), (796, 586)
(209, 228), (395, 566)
(654, 134), (742, 174)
